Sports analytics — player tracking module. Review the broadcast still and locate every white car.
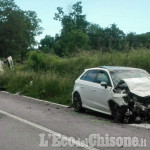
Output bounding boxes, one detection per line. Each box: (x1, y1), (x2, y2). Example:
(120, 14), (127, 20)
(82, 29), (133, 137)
(72, 66), (150, 123)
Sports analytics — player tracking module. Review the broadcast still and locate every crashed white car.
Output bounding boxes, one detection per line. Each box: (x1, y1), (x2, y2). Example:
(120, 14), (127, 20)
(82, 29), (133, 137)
(72, 66), (150, 123)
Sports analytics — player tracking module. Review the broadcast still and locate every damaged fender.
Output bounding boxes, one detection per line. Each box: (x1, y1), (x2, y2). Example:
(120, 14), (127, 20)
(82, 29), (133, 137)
(112, 93), (128, 106)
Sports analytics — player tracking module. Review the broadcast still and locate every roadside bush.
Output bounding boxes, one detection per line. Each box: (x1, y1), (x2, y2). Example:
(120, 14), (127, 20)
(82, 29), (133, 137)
(27, 50), (50, 71)
(1, 70), (73, 105)
(0, 72), (10, 90)
(7, 71), (34, 93)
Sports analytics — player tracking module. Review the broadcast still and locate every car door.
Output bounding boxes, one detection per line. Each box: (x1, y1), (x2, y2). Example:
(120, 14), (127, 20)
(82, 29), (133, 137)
(81, 70), (99, 108)
(91, 70), (113, 113)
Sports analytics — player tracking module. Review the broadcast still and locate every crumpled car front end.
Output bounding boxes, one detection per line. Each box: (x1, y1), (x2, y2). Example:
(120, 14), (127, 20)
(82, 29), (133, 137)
(123, 93), (150, 121)
(113, 77), (150, 122)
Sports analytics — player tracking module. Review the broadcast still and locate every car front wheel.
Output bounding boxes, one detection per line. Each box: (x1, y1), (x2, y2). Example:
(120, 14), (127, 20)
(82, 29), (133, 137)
(112, 104), (135, 123)
(112, 104), (127, 123)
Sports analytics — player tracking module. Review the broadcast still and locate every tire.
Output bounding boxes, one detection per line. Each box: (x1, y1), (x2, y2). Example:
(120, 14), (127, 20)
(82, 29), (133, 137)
(111, 104), (135, 123)
(111, 104), (127, 123)
(73, 92), (85, 112)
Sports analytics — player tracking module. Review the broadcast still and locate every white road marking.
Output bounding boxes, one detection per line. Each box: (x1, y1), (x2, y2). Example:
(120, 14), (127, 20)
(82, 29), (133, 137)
(1, 91), (69, 108)
(129, 123), (150, 129)
(0, 109), (98, 150)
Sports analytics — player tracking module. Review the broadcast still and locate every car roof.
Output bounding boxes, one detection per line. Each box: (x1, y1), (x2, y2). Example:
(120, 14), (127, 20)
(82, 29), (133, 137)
(99, 66), (142, 71)
(86, 66), (144, 71)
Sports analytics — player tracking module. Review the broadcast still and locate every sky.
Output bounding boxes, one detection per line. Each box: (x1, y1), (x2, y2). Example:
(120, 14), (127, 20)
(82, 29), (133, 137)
(15, 0), (150, 42)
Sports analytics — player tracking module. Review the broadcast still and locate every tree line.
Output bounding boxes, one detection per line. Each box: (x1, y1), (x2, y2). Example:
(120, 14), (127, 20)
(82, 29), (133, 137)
(0, 0), (150, 59)
(0, 0), (42, 60)
(39, 1), (150, 56)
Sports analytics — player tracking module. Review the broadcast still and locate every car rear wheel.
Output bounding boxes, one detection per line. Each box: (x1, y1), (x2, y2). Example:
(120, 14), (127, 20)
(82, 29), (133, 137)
(73, 92), (85, 112)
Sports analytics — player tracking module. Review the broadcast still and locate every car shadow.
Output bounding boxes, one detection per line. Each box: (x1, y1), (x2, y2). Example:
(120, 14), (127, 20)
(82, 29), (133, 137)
(80, 109), (150, 124)
(84, 109), (114, 122)
(0, 88), (6, 91)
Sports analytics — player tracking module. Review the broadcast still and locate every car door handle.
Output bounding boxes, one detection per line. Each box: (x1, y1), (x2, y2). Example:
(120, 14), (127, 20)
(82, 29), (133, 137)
(81, 86), (84, 88)
(92, 89), (96, 91)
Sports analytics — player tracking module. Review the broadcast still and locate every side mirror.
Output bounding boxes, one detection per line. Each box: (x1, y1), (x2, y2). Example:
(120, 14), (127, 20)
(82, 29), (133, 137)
(101, 82), (108, 89)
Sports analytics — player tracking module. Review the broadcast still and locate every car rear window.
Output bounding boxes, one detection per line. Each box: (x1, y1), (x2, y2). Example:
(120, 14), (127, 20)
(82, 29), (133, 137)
(80, 71), (89, 80)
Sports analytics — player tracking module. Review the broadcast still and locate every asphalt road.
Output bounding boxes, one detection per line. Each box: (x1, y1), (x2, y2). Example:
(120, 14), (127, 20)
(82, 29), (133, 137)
(0, 91), (149, 150)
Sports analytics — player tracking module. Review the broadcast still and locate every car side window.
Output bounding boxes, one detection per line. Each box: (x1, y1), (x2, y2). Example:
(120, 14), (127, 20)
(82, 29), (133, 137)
(95, 71), (112, 86)
(84, 70), (99, 82)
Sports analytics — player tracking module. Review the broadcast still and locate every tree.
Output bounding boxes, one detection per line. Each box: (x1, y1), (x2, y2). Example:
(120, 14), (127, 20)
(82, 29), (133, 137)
(126, 32), (136, 49)
(54, 1), (89, 34)
(53, 1), (89, 56)
(126, 32), (150, 49)
(39, 35), (54, 53)
(103, 24), (125, 51)
(54, 29), (89, 56)
(0, 0), (43, 60)
(87, 23), (104, 50)
(87, 24), (125, 51)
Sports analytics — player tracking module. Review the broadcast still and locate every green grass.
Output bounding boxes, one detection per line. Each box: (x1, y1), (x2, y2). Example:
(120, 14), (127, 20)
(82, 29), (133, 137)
(1, 49), (150, 106)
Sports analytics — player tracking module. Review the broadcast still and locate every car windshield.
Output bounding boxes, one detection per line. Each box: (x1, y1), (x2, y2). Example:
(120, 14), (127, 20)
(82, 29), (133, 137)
(110, 70), (150, 86)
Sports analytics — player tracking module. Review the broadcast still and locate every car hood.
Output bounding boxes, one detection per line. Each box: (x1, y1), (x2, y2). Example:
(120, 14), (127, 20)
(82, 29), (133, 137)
(122, 77), (150, 97)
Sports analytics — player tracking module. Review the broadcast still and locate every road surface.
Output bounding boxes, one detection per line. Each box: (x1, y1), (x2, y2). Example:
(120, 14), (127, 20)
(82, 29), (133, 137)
(0, 91), (149, 150)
